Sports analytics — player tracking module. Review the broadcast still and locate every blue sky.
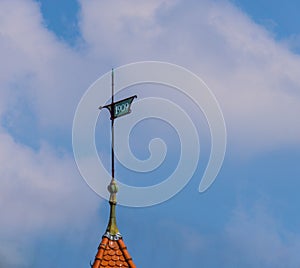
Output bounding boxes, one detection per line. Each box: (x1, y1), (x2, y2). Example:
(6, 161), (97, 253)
(1, 0), (300, 267)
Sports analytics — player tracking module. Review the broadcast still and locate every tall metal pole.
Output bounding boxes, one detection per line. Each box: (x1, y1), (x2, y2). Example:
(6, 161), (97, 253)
(111, 69), (115, 182)
(106, 69), (119, 237)
(96, 68), (137, 239)
(98, 68), (136, 189)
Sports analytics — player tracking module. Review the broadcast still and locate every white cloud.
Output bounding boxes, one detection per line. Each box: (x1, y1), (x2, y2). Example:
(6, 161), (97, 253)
(0, 2), (105, 265)
(0, 0), (98, 134)
(0, 127), (100, 266)
(78, 0), (300, 154)
(1, 0), (299, 153)
(78, 0), (176, 60)
(224, 204), (300, 267)
(159, 203), (300, 267)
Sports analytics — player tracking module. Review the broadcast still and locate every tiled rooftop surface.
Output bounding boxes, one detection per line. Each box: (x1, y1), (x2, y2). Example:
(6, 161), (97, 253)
(92, 237), (136, 268)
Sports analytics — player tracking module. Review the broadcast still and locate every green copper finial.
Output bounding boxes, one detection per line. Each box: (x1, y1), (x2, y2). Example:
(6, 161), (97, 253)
(106, 180), (120, 236)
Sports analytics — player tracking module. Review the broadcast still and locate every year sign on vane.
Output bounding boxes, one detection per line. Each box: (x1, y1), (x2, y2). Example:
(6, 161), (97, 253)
(101, 95), (137, 119)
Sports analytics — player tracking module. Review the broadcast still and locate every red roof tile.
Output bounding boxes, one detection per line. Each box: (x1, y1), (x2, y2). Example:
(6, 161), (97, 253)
(91, 236), (136, 268)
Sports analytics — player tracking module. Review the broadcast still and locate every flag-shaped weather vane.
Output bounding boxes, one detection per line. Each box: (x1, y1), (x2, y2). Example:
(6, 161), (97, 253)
(99, 69), (137, 203)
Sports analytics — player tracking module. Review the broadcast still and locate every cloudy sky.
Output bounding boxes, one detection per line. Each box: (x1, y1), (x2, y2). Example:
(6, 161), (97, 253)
(1, 0), (300, 267)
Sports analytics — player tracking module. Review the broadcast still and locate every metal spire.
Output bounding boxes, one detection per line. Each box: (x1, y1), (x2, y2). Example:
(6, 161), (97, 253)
(99, 69), (136, 240)
(91, 69), (137, 268)
(106, 68), (120, 239)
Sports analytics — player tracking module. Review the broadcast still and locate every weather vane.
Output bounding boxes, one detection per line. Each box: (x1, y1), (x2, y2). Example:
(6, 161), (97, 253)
(90, 69), (137, 267)
(99, 69), (137, 201)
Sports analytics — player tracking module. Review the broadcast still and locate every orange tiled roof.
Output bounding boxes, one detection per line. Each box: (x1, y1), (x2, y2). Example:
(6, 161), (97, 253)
(92, 236), (136, 268)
